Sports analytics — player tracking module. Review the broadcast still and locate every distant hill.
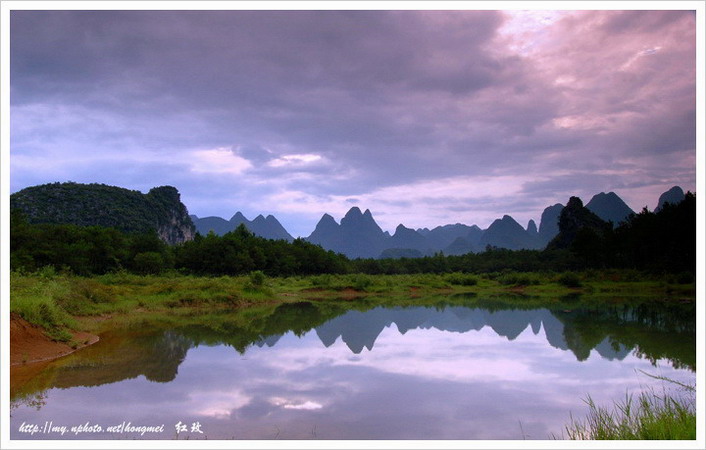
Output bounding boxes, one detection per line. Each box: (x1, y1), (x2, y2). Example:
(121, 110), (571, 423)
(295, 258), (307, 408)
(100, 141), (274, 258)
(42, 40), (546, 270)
(193, 185), (689, 258)
(537, 204), (564, 247)
(419, 224), (482, 250)
(191, 212), (293, 241)
(527, 219), (538, 236)
(656, 186), (685, 212)
(547, 196), (611, 250)
(307, 207), (388, 259)
(189, 215), (232, 236)
(249, 214), (295, 242)
(388, 224), (433, 255)
(478, 215), (542, 251)
(586, 192), (635, 226)
(443, 236), (478, 256)
(10, 182), (195, 244)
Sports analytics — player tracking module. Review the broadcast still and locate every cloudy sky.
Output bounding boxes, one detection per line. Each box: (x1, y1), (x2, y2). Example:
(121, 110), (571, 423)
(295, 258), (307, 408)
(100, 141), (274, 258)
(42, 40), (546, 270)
(9, 7), (697, 237)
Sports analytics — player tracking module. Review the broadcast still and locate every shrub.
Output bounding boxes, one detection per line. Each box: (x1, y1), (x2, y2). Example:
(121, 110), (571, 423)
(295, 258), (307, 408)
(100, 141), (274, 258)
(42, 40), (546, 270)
(351, 274), (373, 291)
(132, 252), (165, 275)
(498, 272), (537, 286)
(558, 272), (582, 288)
(34, 302), (72, 342)
(248, 270), (266, 287)
(36, 265), (58, 280)
(56, 279), (117, 315)
(445, 272), (479, 286)
(310, 274), (333, 288)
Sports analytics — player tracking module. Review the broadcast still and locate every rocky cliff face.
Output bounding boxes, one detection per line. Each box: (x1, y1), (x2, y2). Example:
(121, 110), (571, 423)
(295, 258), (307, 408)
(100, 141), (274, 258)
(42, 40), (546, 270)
(146, 186), (196, 245)
(158, 211), (196, 245)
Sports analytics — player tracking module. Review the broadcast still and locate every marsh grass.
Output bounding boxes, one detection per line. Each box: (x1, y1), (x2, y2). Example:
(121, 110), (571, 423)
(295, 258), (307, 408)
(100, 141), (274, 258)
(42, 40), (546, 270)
(561, 375), (696, 440)
(10, 272), (76, 341)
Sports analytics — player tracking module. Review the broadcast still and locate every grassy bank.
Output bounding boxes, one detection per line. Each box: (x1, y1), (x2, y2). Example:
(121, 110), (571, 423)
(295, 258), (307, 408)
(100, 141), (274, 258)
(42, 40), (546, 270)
(562, 376), (696, 440)
(10, 268), (695, 338)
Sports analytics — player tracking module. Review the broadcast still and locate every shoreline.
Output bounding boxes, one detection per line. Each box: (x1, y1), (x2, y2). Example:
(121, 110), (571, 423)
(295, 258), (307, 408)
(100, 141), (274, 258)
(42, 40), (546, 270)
(10, 313), (100, 367)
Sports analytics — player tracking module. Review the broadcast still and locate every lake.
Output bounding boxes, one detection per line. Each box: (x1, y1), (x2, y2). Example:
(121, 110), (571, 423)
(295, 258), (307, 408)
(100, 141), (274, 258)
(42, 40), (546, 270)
(10, 296), (696, 440)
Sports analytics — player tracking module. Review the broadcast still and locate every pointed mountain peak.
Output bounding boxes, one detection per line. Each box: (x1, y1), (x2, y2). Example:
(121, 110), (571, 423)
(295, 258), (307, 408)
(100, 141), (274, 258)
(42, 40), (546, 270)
(307, 213), (340, 241)
(250, 214), (267, 226)
(318, 213), (338, 225)
(495, 215), (522, 228)
(588, 191), (619, 205)
(566, 196), (584, 209)
(341, 206), (381, 230)
(656, 186), (685, 211)
(588, 191), (624, 204)
(480, 214), (535, 251)
(586, 191), (634, 226)
(393, 223), (415, 236)
(537, 203), (565, 245)
(344, 207), (363, 218)
(664, 186), (684, 196)
(230, 211), (249, 223)
(527, 219), (538, 234)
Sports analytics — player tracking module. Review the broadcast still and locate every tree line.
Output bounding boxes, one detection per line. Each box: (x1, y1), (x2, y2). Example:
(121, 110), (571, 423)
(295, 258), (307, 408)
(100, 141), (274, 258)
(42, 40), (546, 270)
(10, 192), (695, 277)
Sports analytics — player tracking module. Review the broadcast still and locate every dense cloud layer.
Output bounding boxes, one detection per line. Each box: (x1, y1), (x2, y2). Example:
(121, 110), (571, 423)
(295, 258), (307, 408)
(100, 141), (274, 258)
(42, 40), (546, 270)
(10, 9), (696, 236)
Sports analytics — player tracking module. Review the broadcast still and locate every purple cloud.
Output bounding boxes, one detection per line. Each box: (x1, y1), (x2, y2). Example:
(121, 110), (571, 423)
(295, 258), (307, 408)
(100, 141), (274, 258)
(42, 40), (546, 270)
(9, 9), (697, 236)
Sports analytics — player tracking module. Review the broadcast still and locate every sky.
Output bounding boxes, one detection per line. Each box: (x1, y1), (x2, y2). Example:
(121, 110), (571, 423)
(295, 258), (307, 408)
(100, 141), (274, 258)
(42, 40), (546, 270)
(8, 6), (698, 238)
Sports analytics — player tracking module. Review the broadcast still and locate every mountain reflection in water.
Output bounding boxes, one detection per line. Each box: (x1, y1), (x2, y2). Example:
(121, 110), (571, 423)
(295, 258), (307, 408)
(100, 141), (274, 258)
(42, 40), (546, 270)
(10, 298), (696, 440)
(12, 299), (695, 397)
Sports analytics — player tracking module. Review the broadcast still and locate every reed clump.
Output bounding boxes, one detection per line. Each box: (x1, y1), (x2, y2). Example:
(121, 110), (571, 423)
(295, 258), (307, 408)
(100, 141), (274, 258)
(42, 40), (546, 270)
(562, 377), (695, 440)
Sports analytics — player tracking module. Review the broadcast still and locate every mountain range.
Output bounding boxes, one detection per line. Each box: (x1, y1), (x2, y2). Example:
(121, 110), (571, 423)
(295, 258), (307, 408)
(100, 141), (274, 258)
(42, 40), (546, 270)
(190, 212), (294, 242)
(191, 186), (685, 259)
(10, 182), (688, 257)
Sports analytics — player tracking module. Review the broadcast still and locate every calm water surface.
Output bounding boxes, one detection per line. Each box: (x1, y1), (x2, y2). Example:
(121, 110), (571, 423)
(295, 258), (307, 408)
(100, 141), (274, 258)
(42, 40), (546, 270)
(10, 298), (695, 440)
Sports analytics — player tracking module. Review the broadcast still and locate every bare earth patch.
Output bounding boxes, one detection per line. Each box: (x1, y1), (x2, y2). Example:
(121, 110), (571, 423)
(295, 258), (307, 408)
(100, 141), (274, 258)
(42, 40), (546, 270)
(10, 312), (99, 366)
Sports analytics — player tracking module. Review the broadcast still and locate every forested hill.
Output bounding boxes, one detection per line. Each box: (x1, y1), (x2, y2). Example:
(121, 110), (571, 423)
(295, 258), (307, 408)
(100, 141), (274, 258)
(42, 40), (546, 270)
(10, 182), (195, 245)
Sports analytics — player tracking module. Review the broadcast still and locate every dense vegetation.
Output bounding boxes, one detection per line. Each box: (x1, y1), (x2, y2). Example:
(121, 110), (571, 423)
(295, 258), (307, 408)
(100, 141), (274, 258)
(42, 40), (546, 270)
(10, 182), (195, 244)
(174, 225), (349, 276)
(11, 209), (173, 276)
